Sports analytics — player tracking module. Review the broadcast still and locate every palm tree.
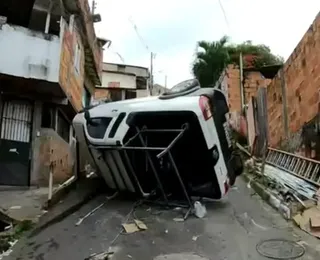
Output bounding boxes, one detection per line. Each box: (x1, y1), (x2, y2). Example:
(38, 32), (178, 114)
(192, 37), (284, 87)
(192, 36), (230, 88)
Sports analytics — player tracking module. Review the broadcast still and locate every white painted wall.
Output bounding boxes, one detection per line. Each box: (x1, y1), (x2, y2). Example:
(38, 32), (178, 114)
(136, 89), (149, 98)
(101, 71), (136, 89)
(0, 24), (61, 82)
(103, 63), (149, 78)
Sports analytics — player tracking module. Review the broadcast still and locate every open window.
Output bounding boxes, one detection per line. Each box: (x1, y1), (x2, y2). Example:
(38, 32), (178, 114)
(0, 0), (35, 27)
(0, 0), (63, 36)
(57, 110), (70, 143)
(28, 2), (62, 36)
(41, 103), (55, 128)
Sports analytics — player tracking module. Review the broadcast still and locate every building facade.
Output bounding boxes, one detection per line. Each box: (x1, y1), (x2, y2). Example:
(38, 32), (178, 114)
(93, 62), (149, 102)
(151, 84), (167, 96)
(0, 0), (105, 187)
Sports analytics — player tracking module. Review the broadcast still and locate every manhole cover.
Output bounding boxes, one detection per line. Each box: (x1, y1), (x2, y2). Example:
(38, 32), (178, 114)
(154, 253), (208, 260)
(256, 239), (305, 259)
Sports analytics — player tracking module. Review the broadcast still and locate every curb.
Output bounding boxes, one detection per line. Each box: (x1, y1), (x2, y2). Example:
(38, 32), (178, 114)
(29, 185), (102, 238)
(242, 173), (291, 219)
(241, 173), (320, 258)
(45, 179), (78, 210)
(3, 180), (103, 259)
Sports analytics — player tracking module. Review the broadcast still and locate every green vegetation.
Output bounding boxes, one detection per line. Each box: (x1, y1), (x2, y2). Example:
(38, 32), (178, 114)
(192, 36), (284, 87)
(0, 220), (34, 253)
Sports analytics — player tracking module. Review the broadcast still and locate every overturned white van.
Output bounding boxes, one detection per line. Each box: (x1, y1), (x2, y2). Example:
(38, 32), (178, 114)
(73, 79), (243, 213)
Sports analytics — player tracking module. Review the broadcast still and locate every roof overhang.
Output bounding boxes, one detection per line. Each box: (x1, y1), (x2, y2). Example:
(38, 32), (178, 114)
(243, 64), (282, 79)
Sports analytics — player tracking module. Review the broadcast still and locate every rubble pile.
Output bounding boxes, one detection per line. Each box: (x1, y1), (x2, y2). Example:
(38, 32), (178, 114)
(245, 157), (320, 238)
(0, 219), (12, 257)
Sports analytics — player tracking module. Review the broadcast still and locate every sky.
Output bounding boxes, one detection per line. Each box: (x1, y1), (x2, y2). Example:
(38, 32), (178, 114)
(93, 0), (320, 88)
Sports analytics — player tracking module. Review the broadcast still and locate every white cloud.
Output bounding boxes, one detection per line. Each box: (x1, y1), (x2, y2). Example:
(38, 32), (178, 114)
(94, 0), (320, 88)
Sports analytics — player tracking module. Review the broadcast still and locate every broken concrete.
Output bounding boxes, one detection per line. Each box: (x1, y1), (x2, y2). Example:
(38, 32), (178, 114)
(293, 207), (320, 238)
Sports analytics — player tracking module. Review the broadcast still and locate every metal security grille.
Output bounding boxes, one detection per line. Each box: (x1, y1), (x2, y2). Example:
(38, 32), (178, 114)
(1, 100), (33, 143)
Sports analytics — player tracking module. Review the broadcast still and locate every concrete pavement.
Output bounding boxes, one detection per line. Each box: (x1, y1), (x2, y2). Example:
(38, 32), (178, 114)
(0, 187), (49, 224)
(5, 178), (320, 260)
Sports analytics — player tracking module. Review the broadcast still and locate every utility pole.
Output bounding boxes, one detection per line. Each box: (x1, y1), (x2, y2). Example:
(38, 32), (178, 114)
(150, 52), (154, 95)
(165, 75), (167, 89)
(91, 0), (96, 15)
(239, 52), (245, 112)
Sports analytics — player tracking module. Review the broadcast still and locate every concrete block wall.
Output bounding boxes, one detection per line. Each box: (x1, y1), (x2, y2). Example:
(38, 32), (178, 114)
(267, 12), (320, 149)
(94, 88), (111, 101)
(285, 14), (320, 133)
(225, 65), (270, 113)
(267, 74), (285, 147)
(225, 65), (241, 112)
(243, 71), (270, 105)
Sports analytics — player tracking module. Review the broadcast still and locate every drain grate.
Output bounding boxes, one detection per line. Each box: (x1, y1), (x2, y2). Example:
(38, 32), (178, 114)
(256, 239), (305, 259)
(154, 254), (209, 260)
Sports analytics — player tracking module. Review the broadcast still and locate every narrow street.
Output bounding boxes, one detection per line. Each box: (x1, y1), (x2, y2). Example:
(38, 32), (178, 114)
(6, 177), (319, 260)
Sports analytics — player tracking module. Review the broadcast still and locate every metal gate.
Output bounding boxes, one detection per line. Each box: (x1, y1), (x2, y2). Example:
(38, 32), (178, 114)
(0, 100), (33, 186)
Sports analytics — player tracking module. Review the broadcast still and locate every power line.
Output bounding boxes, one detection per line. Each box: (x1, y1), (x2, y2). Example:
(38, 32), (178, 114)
(128, 16), (150, 52)
(218, 0), (230, 31)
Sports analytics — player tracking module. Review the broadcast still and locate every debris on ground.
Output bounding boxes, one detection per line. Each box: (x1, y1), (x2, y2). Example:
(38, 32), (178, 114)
(245, 158), (318, 213)
(192, 235), (200, 241)
(0, 219), (30, 258)
(1, 218), (34, 257)
(134, 219), (147, 230)
(122, 223), (140, 234)
(293, 206), (320, 238)
(243, 153), (320, 236)
(75, 202), (105, 226)
(84, 250), (114, 260)
(173, 217), (185, 222)
(8, 206), (21, 210)
(194, 201), (207, 218)
(122, 219), (148, 234)
(0, 239), (17, 260)
(76, 192), (119, 226)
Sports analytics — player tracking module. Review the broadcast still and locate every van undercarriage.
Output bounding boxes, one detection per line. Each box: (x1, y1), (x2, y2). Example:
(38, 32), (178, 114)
(89, 111), (223, 218)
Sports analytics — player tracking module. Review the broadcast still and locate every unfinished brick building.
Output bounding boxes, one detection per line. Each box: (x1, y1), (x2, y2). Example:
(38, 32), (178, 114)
(219, 12), (320, 159)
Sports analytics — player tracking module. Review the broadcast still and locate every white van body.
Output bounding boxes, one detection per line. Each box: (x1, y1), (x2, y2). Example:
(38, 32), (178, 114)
(73, 79), (242, 202)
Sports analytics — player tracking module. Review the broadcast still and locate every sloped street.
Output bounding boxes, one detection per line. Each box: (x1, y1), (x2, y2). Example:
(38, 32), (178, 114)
(6, 177), (320, 260)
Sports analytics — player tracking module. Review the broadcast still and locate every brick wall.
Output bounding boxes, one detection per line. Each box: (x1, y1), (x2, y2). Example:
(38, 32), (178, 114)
(267, 12), (320, 149)
(94, 88), (111, 101)
(225, 65), (241, 112)
(243, 70), (271, 105)
(59, 17), (85, 112)
(223, 65), (270, 113)
(267, 73), (285, 146)
(37, 128), (74, 186)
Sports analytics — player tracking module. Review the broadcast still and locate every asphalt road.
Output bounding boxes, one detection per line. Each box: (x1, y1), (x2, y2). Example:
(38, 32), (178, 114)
(6, 178), (320, 260)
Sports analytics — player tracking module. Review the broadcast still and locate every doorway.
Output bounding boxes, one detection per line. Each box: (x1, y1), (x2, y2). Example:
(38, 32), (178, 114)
(0, 99), (33, 186)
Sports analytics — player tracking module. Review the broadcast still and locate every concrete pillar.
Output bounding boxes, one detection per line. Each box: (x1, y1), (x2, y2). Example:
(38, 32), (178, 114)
(280, 68), (289, 139)
(29, 101), (43, 186)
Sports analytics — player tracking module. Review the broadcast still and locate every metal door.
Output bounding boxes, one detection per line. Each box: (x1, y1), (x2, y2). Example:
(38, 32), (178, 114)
(0, 100), (33, 186)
